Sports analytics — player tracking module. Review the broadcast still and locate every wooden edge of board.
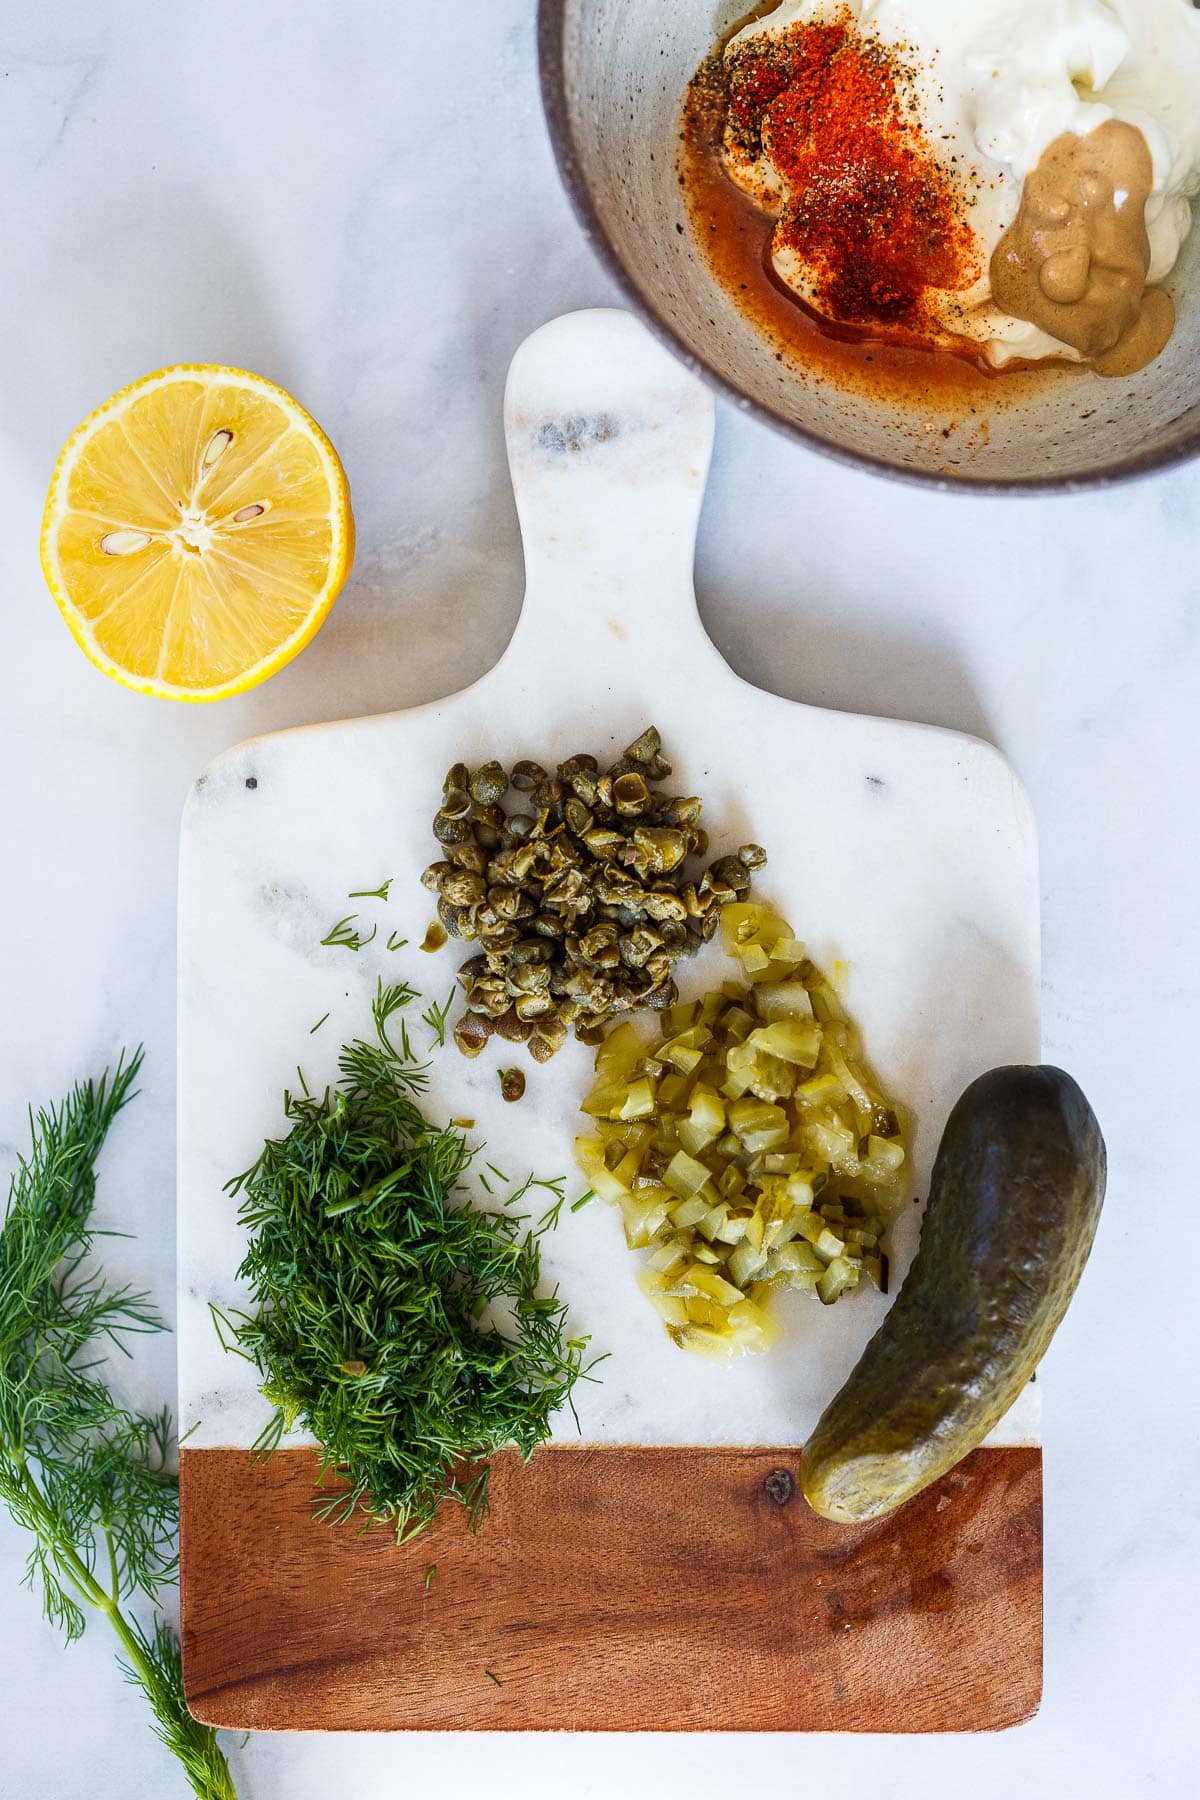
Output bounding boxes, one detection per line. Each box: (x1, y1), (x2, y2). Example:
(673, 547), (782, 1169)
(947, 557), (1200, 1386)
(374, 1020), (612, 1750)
(180, 1443), (1041, 1733)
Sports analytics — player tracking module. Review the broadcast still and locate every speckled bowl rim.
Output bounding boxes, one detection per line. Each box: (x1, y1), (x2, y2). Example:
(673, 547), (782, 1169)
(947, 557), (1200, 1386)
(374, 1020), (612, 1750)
(537, 0), (1200, 494)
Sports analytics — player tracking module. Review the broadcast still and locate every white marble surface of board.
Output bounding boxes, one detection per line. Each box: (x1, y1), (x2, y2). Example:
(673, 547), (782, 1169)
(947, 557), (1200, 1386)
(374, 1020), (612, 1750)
(178, 308), (1040, 1455)
(2, 3), (1197, 1798)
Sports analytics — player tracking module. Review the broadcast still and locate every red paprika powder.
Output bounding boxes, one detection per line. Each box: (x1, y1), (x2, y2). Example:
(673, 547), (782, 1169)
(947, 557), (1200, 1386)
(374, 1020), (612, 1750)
(725, 10), (979, 333)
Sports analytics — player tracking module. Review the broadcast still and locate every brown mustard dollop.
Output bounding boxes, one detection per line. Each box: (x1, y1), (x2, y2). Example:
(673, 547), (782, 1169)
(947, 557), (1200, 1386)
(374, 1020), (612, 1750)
(991, 119), (1174, 377)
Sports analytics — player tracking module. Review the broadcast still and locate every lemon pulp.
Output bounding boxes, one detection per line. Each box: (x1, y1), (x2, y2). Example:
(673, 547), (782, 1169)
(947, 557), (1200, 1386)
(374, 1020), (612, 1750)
(41, 365), (353, 701)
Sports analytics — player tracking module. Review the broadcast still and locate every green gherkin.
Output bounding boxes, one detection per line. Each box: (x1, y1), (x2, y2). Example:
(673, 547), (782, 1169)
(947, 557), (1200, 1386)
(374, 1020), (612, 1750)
(801, 1065), (1105, 1524)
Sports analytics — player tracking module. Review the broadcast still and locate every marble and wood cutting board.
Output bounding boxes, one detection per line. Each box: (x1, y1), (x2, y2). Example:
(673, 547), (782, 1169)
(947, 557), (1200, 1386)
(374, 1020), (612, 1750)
(177, 308), (1042, 1733)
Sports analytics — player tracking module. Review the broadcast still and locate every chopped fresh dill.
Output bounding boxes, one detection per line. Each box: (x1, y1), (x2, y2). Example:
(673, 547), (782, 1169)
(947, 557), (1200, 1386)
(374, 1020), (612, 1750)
(486, 1164), (509, 1185)
(424, 1564), (437, 1591)
(321, 914), (377, 952)
(503, 1178), (595, 1232)
(309, 1012), (331, 1035)
(504, 1174), (571, 1233)
(485, 1670), (502, 1687)
(348, 879), (393, 901)
(221, 985), (597, 1543)
(421, 988), (457, 1050)
(386, 930), (408, 953)
(0, 1053), (237, 1798)
(479, 1173), (493, 1196)
(537, 1186), (568, 1232)
(364, 980), (421, 1070)
(209, 1301), (251, 1362)
(372, 977), (420, 1052)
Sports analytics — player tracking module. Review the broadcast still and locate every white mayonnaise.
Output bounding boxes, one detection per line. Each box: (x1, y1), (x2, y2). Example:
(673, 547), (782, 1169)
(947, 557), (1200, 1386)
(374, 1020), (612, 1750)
(726, 0), (1200, 363)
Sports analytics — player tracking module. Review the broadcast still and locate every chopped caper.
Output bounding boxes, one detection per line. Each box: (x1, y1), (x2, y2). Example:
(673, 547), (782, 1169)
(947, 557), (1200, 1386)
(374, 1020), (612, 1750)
(583, 827), (625, 861)
(530, 1017), (569, 1062)
(453, 1015), (493, 1057)
(558, 753), (599, 781)
(456, 954), (487, 990)
(500, 1067), (527, 1103)
(440, 786), (472, 820)
(530, 777), (565, 812)
(709, 855), (752, 897)
(634, 826), (688, 874)
(623, 725), (661, 765)
(442, 871), (486, 909)
(450, 843), (489, 875)
(612, 772), (651, 815)
(433, 811), (473, 847)
(510, 760), (545, 791)
(569, 767), (600, 805)
(469, 761), (509, 807)
(508, 937), (554, 967)
(424, 728), (766, 1060)
(421, 861), (453, 892)
(436, 900), (468, 939)
(515, 992), (555, 1022)
(619, 925), (664, 968)
(530, 912), (567, 938)
(511, 963), (552, 996)
(494, 1007), (533, 1043)
(564, 797), (594, 835)
(641, 889), (688, 924)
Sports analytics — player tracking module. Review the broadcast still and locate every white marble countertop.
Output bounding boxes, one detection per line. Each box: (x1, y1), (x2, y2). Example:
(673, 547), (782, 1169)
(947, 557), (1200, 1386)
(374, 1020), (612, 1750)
(0, 2), (1195, 1795)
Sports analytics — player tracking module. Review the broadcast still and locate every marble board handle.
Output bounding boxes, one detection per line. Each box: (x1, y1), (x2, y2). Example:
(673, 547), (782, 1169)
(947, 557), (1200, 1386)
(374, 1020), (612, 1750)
(498, 309), (718, 695)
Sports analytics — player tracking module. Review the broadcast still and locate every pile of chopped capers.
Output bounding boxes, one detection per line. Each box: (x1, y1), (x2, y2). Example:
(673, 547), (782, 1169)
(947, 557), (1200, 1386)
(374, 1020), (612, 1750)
(421, 726), (766, 1062)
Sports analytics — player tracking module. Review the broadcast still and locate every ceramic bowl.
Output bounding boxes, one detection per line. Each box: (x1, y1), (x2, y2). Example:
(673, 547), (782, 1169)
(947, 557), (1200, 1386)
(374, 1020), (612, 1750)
(538, 0), (1200, 491)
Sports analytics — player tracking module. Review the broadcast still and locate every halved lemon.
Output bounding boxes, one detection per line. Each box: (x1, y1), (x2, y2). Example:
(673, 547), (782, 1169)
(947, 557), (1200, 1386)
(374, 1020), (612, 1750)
(41, 365), (354, 702)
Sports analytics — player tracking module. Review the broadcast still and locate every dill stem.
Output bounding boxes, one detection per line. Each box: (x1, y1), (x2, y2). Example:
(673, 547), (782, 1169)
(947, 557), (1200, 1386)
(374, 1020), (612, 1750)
(4, 1451), (106, 1616)
(12, 1456), (113, 1610)
(94, 1586), (238, 1800)
(103, 1520), (120, 1606)
(6, 1442), (237, 1799)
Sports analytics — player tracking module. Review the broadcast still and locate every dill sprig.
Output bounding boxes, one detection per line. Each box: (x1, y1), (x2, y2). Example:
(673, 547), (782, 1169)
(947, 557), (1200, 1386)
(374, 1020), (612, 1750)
(421, 987), (457, 1049)
(347, 879), (393, 901)
(522, 1174), (569, 1233)
(517, 1176), (595, 1232)
(222, 983), (595, 1543)
(320, 914), (377, 951)
(0, 1052), (237, 1798)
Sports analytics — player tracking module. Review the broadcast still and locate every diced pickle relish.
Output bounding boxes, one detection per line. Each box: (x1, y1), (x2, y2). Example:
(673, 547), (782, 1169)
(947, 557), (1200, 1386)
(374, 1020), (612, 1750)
(575, 902), (907, 1359)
